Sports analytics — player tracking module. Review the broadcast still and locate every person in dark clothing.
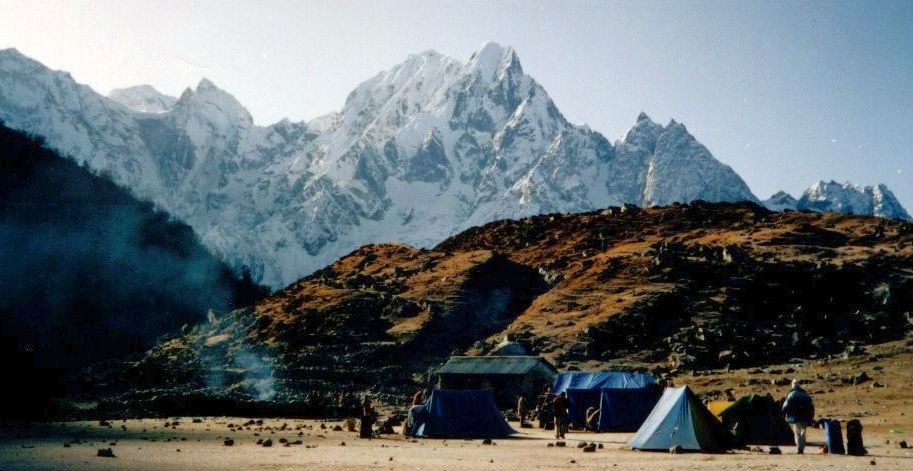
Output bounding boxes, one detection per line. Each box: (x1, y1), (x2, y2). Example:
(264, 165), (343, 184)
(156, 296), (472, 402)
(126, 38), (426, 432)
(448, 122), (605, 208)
(360, 395), (376, 439)
(552, 392), (570, 439)
(781, 379), (814, 454)
(536, 385), (554, 429)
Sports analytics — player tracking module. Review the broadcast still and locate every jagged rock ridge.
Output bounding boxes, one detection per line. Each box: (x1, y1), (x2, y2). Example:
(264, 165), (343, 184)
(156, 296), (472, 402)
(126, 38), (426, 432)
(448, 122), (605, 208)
(763, 181), (910, 220)
(0, 43), (760, 287)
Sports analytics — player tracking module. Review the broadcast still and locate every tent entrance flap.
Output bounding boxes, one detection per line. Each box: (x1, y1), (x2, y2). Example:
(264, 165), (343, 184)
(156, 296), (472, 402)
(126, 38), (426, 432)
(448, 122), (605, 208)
(598, 388), (661, 432)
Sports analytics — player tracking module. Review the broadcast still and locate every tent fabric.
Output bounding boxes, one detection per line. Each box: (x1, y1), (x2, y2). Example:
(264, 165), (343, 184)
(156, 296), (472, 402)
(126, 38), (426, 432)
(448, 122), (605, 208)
(718, 394), (794, 446)
(553, 371), (655, 393)
(628, 386), (733, 451)
(566, 389), (603, 429)
(597, 388), (662, 432)
(410, 389), (516, 438)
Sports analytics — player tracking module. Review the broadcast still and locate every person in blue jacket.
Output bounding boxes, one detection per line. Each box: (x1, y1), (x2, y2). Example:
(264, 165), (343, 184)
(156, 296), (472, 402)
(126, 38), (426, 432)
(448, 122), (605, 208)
(782, 379), (815, 454)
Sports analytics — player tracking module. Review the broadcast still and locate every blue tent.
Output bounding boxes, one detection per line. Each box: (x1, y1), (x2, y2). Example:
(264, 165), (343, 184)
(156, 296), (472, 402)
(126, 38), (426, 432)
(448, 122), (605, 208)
(553, 371), (655, 393)
(628, 386), (733, 451)
(556, 372), (659, 432)
(409, 389), (516, 438)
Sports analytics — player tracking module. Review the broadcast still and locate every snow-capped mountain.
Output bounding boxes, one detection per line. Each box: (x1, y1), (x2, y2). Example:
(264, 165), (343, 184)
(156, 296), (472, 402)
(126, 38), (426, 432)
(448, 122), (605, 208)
(109, 85), (178, 113)
(763, 181), (910, 220)
(0, 43), (758, 288)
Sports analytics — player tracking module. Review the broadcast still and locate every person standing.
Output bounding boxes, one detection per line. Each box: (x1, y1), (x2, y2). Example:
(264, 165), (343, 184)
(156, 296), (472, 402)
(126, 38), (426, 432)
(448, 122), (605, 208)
(552, 392), (570, 439)
(517, 394), (527, 427)
(782, 379), (814, 454)
(536, 385), (553, 429)
(360, 395), (376, 439)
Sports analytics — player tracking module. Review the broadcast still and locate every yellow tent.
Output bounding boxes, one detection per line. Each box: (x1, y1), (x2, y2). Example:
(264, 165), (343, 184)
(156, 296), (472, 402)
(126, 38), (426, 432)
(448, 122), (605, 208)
(708, 400), (735, 418)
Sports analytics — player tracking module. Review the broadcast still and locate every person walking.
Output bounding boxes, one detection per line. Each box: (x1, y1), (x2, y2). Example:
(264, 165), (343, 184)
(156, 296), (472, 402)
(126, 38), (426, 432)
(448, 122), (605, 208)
(782, 379), (814, 454)
(552, 392), (570, 439)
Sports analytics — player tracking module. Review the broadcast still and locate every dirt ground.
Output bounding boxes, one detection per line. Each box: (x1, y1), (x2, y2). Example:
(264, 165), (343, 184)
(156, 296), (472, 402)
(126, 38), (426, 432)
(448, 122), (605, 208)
(1, 416), (911, 471)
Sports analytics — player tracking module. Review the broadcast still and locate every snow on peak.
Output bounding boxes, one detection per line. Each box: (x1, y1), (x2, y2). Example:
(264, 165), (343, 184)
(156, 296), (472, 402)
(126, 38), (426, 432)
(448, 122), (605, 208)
(622, 112), (663, 147)
(466, 41), (521, 81)
(109, 85), (177, 113)
(791, 180), (911, 220)
(174, 78), (253, 125)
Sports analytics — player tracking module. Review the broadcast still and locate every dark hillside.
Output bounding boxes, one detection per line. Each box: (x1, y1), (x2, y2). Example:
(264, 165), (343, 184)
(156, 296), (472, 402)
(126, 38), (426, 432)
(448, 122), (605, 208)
(0, 122), (266, 376)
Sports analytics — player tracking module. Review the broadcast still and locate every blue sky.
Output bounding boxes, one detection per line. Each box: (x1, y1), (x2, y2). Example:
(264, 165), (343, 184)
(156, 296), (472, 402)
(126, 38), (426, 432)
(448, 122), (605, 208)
(2, 0), (911, 207)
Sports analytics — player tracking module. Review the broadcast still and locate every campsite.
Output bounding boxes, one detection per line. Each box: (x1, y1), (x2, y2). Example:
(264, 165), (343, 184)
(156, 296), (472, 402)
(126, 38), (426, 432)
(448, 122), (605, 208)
(3, 337), (913, 471)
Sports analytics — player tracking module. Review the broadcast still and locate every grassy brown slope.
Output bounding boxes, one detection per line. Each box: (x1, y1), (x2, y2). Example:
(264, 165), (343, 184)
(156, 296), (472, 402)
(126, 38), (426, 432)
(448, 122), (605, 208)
(98, 201), (913, 414)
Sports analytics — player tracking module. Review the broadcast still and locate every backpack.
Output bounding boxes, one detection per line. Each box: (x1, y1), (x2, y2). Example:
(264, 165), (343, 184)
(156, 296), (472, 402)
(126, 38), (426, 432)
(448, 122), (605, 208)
(846, 419), (866, 456)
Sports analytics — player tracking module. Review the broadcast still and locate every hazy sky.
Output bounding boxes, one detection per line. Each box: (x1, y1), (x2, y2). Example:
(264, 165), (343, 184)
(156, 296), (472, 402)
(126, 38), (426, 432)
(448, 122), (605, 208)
(2, 0), (912, 208)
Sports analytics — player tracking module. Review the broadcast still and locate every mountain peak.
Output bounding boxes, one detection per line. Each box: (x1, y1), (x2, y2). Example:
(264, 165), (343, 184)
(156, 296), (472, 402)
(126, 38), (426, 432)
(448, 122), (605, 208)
(173, 78), (253, 125)
(762, 191), (798, 211)
(109, 85), (177, 113)
(622, 112), (663, 148)
(797, 180), (910, 220)
(467, 41), (522, 80)
(0, 47), (23, 58)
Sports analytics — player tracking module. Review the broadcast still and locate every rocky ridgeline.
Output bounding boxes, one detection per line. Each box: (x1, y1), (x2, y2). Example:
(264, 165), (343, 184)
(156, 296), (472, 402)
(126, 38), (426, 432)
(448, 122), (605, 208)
(82, 202), (913, 416)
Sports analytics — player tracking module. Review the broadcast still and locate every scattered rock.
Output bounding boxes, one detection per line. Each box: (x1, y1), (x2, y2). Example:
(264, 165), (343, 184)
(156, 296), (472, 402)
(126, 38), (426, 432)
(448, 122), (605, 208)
(262, 439), (273, 447)
(769, 446), (782, 454)
(853, 372), (872, 385)
(556, 441), (566, 447)
(223, 438), (234, 446)
(482, 438), (493, 445)
(898, 441), (908, 449)
(582, 444), (596, 452)
(97, 448), (115, 458)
